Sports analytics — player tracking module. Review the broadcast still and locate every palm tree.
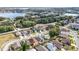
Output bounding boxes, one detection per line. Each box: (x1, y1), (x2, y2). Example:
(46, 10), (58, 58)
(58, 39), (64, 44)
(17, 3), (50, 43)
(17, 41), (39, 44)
(18, 40), (30, 51)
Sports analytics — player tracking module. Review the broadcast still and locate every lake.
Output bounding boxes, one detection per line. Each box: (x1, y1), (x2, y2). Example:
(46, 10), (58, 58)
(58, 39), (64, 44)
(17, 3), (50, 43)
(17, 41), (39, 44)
(0, 13), (26, 18)
(64, 13), (79, 16)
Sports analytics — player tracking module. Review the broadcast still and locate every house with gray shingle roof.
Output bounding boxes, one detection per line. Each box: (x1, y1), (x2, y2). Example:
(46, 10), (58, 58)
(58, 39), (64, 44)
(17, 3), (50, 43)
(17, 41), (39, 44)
(35, 45), (48, 51)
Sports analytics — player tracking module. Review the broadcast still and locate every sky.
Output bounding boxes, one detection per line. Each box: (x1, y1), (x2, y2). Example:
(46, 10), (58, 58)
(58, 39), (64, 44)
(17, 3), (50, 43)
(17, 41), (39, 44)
(0, 0), (79, 7)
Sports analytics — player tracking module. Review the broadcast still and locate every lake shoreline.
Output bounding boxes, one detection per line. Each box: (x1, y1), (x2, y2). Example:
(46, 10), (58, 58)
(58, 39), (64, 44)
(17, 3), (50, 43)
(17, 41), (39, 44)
(0, 13), (26, 19)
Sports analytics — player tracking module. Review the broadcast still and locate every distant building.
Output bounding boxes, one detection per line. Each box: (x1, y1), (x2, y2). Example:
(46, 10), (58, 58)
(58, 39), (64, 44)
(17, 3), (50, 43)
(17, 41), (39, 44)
(76, 18), (79, 23)
(71, 23), (79, 30)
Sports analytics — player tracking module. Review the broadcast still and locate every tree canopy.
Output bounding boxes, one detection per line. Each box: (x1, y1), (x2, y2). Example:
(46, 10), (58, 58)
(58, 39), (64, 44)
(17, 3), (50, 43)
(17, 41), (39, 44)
(0, 26), (14, 33)
(49, 25), (60, 37)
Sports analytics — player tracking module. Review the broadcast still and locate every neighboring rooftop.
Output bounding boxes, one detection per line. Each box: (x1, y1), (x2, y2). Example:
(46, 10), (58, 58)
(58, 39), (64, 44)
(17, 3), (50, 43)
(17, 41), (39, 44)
(35, 45), (48, 51)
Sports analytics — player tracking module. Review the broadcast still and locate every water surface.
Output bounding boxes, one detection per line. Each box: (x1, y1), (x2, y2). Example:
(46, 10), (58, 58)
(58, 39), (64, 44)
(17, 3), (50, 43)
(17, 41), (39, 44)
(0, 13), (26, 18)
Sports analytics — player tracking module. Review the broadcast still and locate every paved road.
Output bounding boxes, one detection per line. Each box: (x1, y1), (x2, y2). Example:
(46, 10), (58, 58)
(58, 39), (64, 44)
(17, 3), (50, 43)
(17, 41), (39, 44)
(0, 22), (56, 35)
(1, 39), (20, 51)
(70, 30), (79, 50)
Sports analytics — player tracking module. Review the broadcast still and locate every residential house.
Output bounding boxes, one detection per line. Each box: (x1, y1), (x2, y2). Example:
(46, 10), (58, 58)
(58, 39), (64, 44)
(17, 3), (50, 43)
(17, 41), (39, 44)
(46, 43), (57, 51)
(71, 23), (79, 30)
(44, 34), (50, 40)
(35, 33), (45, 42)
(63, 20), (69, 24)
(53, 40), (63, 50)
(9, 42), (21, 51)
(20, 30), (28, 36)
(35, 45), (48, 51)
(59, 27), (70, 37)
(34, 24), (48, 32)
(62, 38), (71, 46)
(29, 38), (39, 47)
(15, 31), (22, 37)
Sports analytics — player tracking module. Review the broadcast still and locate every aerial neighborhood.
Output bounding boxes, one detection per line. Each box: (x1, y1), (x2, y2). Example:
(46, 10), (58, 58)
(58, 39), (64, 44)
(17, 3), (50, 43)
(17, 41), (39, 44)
(0, 7), (79, 51)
